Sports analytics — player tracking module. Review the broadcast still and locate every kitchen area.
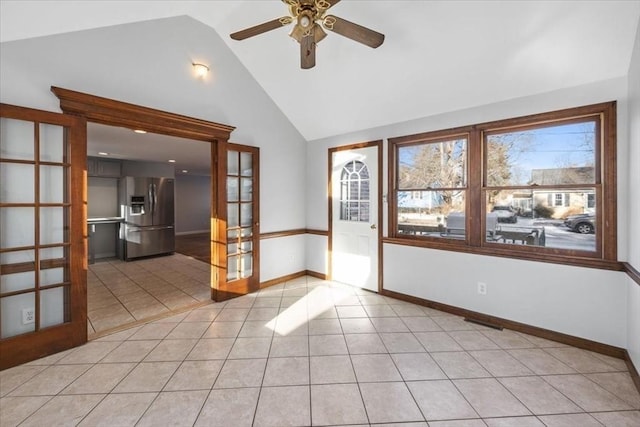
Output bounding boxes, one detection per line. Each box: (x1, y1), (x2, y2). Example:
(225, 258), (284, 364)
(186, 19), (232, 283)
(86, 146), (213, 336)
(87, 156), (177, 263)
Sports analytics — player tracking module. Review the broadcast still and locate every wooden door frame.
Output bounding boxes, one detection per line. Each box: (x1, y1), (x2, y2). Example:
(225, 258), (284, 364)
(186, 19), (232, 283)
(328, 140), (383, 293)
(0, 103), (87, 369)
(212, 142), (260, 300)
(50, 87), (237, 303)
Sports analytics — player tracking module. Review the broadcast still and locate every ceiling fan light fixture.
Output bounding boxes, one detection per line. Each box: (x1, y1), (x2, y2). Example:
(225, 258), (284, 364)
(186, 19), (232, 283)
(299, 15), (311, 28)
(192, 62), (209, 78)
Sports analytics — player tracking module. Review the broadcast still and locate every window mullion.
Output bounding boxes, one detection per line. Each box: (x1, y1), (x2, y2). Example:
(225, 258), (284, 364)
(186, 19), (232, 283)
(468, 129), (483, 247)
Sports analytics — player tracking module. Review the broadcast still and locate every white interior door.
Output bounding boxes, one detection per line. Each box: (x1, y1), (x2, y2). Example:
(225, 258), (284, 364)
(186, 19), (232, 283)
(331, 145), (379, 292)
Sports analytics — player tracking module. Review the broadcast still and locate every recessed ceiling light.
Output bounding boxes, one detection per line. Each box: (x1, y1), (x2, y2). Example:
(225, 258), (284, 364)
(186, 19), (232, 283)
(98, 152), (109, 156)
(133, 129), (147, 134)
(168, 159), (176, 163)
(182, 170), (188, 173)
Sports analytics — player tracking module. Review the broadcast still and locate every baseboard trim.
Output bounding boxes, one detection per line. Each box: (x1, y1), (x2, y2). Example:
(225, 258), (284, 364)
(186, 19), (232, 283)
(259, 270), (327, 289)
(259, 271), (308, 289)
(305, 269), (327, 280)
(380, 288), (627, 360)
(624, 350), (640, 395)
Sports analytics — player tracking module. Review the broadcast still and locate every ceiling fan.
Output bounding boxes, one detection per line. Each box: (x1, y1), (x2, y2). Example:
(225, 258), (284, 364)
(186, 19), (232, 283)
(230, 0), (385, 69)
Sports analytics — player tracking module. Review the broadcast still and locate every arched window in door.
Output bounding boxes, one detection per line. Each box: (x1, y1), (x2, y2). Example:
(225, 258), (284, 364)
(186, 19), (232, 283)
(339, 160), (370, 222)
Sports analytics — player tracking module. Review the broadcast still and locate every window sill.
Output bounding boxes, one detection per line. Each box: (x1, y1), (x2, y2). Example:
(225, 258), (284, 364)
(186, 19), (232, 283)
(381, 236), (623, 272)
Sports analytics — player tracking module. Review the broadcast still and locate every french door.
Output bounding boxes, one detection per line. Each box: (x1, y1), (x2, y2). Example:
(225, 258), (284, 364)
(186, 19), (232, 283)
(212, 142), (260, 300)
(0, 104), (87, 370)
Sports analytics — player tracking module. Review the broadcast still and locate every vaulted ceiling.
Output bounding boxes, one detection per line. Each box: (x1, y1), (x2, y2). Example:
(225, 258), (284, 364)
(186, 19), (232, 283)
(1, 1), (638, 173)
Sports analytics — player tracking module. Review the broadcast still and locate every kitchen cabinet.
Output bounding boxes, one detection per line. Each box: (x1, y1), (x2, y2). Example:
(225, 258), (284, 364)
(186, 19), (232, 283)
(87, 157), (122, 177)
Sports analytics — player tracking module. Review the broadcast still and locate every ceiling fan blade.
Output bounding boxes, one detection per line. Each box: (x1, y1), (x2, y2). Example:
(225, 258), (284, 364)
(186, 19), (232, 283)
(230, 16), (293, 41)
(314, 23), (327, 44)
(300, 29), (316, 69)
(322, 15), (384, 48)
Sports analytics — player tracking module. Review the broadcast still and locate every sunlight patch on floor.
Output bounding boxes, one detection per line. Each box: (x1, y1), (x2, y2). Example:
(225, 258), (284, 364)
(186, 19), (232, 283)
(265, 284), (350, 336)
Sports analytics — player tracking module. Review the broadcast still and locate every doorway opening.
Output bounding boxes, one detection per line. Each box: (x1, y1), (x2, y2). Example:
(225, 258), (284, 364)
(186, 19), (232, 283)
(86, 122), (214, 337)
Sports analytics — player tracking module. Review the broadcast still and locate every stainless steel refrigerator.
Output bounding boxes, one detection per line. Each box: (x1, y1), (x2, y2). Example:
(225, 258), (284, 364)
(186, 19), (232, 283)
(120, 177), (175, 260)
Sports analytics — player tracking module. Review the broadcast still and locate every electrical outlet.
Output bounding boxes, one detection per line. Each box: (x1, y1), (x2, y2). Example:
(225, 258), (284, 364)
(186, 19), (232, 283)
(22, 308), (35, 324)
(477, 282), (487, 295)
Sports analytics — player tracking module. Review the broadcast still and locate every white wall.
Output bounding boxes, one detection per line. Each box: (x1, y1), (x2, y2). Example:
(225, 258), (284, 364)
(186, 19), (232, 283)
(306, 78), (631, 348)
(260, 235), (306, 283)
(0, 16), (308, 283)
(625, 19), (640, 369)
(384, 244), (626, 347)
(175, 174), (210, 235)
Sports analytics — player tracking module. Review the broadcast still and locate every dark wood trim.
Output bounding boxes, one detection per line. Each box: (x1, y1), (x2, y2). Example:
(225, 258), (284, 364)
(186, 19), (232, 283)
(0, 104), (87, 370)
(255, 228), (331, 240)
(51, 87), (235, 142)
(327, 148), (334, 280)
(386, 101), (618, 270)
(305, 269), (327, 280)
(381, 237), (623, 271)
(0, 258), (67, 275)
(1, 323), (83, 370)
(380, 288), (627, 359)
(212, 143), (260, 301)
(68, 110), (88, 347)
(88, 300), (213, 341)
(376, 141), (384, 293)
(389, 125), (475, 145)
(624, 350), (640, 395)
(259, 270), (328, 290)
(623, 262), (640, 286)
(260, 229), (307, 240)
(260, 271), (308, 289)
(305, 229), (328, 236)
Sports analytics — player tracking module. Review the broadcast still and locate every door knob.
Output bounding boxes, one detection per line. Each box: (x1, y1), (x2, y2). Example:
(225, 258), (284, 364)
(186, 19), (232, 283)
(370, 224), (377, 229)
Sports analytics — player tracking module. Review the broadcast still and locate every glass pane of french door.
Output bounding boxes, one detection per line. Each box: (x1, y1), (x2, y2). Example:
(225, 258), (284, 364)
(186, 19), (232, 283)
(226, 149), (254, 280)
(0, 117), (70, 338)
(1, 103), (86, 370)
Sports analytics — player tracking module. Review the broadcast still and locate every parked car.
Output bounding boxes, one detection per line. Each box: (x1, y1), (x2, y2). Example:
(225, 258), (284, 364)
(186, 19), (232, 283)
(491, 205), (518, 223)
(564, 213), (595, 234)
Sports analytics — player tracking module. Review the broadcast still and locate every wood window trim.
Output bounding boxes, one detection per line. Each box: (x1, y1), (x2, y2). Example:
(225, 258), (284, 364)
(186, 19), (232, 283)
(387, 102), (619, 271)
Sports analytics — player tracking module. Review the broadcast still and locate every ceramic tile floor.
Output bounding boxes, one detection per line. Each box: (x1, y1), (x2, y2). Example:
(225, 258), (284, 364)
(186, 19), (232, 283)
(87, 254), (213, 335)
(2, 276), (640, 426)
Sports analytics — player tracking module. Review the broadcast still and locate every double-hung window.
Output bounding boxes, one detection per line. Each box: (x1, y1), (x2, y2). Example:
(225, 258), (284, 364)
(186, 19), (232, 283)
(394, 134), (468, 240)
(389, 102), (617, 269)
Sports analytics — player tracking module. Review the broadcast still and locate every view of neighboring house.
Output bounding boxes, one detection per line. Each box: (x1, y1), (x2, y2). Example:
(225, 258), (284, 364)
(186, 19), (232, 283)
(505, 167), (597, 218)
